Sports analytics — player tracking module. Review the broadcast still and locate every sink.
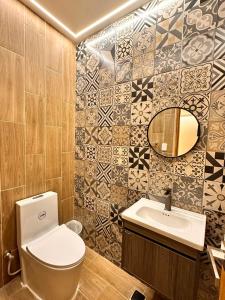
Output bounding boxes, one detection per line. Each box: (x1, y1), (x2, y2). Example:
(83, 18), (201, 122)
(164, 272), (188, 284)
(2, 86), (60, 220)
(121, 198), (206, 251)
(136, 206), (189, 230)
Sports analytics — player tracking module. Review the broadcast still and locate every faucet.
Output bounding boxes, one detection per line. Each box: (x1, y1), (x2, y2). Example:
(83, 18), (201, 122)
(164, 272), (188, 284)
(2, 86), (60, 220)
(163, 188), (172, 211)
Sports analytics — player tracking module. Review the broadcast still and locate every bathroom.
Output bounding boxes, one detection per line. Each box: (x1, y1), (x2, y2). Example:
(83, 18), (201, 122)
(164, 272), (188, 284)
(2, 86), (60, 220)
(0, 0), (225, 299)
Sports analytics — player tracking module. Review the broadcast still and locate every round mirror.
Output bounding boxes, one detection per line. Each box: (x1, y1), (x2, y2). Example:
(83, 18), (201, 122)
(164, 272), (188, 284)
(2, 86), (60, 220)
(148, 108), (200, 158)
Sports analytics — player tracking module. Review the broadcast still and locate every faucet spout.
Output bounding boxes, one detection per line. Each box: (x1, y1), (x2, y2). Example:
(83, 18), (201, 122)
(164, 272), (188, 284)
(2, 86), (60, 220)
(164, 188), (172, 211)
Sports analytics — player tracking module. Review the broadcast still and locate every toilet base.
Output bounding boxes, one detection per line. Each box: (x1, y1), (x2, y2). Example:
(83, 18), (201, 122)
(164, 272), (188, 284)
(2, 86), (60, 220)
(20, 248), (83, 300)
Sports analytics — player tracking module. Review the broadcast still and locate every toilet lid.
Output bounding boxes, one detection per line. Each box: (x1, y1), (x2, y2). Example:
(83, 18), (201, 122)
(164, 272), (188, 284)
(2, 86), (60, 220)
(26, 224), (86, 268)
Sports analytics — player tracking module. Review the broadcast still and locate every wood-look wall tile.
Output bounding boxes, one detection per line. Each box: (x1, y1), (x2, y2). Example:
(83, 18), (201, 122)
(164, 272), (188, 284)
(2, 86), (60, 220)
(1, 186), (25, 251)
(25, 17), (45, 96)
(46, 25), (63, 73)
(46, 69), (62, 126)
(25, 7), (45, 35)
(0, 122), (25, 190)
(0, 0), (25, 55)
(25, 93), (45, 154)
(0, 47), (24, 123)
(46, 177), (62, 201)
(60, 197), (74, 224)
(62, 152), (73, 199)
(46, 126), (62, 179)
(62, 102), (74, 152)
(62, 40), (75, 103)
(25, 154), (45, 197)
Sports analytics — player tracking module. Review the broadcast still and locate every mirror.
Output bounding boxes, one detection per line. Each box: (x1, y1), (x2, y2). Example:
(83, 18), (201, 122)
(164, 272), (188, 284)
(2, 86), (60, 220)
(148, 108), (200, 158)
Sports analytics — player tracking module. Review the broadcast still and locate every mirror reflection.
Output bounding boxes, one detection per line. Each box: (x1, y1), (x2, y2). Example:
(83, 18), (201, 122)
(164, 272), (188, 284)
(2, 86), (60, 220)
(148, 108), (199, 158)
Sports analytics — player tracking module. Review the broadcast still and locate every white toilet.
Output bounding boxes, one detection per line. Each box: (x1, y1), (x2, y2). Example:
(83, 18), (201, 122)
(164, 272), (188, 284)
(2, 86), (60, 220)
(16, 191), (85, 300)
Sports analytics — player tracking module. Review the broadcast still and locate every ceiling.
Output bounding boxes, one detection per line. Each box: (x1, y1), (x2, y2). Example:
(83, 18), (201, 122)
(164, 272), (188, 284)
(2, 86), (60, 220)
(20, 0), (149, 42)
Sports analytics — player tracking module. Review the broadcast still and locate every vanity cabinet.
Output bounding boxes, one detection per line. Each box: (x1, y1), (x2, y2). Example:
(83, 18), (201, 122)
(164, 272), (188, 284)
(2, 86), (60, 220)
(122, 221), (200, 300)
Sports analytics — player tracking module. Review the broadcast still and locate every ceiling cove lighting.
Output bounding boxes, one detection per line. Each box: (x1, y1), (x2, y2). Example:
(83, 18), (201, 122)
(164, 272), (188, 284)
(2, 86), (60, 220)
(28, 0), (139, 40)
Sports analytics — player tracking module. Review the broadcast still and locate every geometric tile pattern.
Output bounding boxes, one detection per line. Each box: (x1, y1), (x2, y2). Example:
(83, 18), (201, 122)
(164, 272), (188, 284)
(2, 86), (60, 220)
(213, 27), (225, 60)
(205, 152), (225, 183)
(203, 181), (225, 212)
(133, 0), (157, 32)
(129, 147), (150, 170)
(132, 77), (153, 102)
(212, 59), (225, 91)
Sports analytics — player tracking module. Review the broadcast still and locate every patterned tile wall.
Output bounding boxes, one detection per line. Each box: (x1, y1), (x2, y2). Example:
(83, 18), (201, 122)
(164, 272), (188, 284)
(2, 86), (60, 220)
(75, 0), (225, 294)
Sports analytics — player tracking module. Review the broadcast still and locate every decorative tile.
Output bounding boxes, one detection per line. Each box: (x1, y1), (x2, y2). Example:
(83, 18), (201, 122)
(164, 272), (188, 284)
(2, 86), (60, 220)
(112, 146), (129, 166)
(96, 214), (111, 241)
(76, 95), (86, 111)
(210, 90), (225, 121)
(153, 70), (181, 101)
(132, 77), (153, 102)
(75, 160), (85, 176)
(179, 92), (210, 121)
(85, 70), (100, 92)
(133, 0), (158, 32)
(76, 76), (88, 95)
(96, 181), (111, 201)
(75, 127), (85, 145)
(194, 123), (208, 151)
(133, 26), (156, 56)
(75, 145), (85, 160)
(98, 126), (112, 145)
(131, 101), (152, 125)
(129, 147), (150, 170)
(84, 195), (96, 211)
(116, 60), (132, 83)
(127, 189), (146, 207)
(132, 52), (155, 80)
(111, 165), (129, 186)
(214, 26), (225, 60)
(96, 200), (110, 218)
(217, 0), (225, 28)
(212, 59), (225, 91)
(75, 175), (85, 206)
(99, 87), (114, 106)
(77, 41), (87, 62)
(128, 169), (149, 192)
(98, 106), (114, 127)
(130, 125), (149, 147)
(99, 68), (114, 88)
(116, 15), (134, 40)
(174, 151), (205, 178)
(182, 31), (215, 67)
(116, 38), (133, 62)
(113, 104), (131, 125)
(114, 82), (131, 104)
(205, 152), (225, 183)
(156, 13), (183, 49)
(181, 63), (212, 94)
(85, 161), (97, 179)
(77, 60), (86, 77)
(148, 172), (173, 197)
(97, 146), (112, 164)
(112, 126), (130, 146)
(111, 185), (128, 206)
(85, 145), (97, 161)
(110, 204), (125, 227)
(157, 0), (184, 22)
(155, 42), (182, 74)
(75, 111), (86, 127)
(96, 163), (112, 183)
(173, 175), (204, 212)
(99, 48), (115, 70)
(84, 177), (97, 199)
(85, 127), (98, 145)
(203, 181), (225, 212)
(207, 121), (225, 152)
(204, 209), (225, 246)
(86, 52), (100, 73)
(183, 0), (218, 39)
(150, 150), (174, 173)
(85, 108), (98, 126)
(86, 91), (99, 108)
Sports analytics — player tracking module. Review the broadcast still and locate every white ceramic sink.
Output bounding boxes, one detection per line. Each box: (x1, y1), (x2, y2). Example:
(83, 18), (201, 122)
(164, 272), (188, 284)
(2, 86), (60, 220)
(121, 198), (206, 251)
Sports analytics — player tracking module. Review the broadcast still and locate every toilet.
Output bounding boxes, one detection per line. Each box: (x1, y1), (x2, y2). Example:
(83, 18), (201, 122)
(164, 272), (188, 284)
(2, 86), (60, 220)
(16, 192), (85, 300)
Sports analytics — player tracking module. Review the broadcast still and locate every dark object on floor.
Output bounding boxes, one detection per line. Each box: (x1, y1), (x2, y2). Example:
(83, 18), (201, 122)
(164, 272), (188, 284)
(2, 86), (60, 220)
(131, 290), (145, 300)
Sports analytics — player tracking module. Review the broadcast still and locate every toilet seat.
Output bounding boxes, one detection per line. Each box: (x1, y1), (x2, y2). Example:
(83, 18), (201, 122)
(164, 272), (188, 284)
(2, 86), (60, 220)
(26, 224), (86, 269)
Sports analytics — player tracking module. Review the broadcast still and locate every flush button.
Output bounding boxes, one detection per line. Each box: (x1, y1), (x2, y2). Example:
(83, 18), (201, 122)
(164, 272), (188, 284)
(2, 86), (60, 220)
(38, 211), (47, 220)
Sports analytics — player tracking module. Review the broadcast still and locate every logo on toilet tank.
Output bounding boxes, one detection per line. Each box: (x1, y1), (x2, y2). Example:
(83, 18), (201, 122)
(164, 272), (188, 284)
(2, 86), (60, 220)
(38, 211), (47, 220)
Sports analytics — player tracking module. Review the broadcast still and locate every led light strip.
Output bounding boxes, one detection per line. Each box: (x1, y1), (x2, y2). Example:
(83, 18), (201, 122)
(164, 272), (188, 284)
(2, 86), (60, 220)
(28, 0), (139, 40)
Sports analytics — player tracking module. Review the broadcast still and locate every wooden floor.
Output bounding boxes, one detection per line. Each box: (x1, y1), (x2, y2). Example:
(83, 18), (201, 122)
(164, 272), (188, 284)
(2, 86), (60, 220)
(0, 247), (162, 300)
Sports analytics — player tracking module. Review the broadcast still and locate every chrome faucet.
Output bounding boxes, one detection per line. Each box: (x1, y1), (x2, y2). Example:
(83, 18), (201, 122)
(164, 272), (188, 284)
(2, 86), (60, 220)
(163, 188), (172, 211)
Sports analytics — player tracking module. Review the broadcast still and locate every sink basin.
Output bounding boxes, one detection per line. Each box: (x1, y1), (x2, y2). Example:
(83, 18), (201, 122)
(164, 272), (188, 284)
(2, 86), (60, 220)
(121, 198), (206, 251)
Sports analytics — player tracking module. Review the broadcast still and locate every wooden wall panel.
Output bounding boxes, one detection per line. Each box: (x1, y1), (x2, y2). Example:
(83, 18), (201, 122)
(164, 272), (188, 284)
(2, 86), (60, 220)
(0, 0), (75, 287)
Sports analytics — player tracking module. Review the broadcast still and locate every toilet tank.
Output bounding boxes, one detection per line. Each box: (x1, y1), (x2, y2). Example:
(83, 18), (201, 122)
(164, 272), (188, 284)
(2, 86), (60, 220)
(16, 192), (58, 246)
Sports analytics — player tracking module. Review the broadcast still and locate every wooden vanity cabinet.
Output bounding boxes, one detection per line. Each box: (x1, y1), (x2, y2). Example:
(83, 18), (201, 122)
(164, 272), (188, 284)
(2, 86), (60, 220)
(122, 221), (201, 300)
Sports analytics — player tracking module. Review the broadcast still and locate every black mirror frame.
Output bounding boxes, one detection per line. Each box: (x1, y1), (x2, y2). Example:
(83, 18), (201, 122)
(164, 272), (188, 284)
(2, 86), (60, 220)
(147, 107), (201, 158)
